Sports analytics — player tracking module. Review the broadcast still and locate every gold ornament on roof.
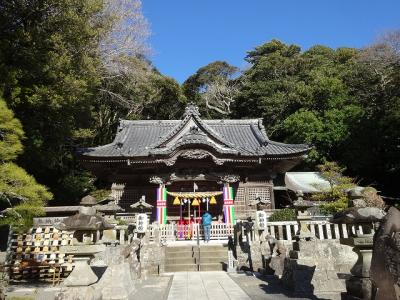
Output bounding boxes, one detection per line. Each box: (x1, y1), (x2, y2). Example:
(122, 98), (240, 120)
(192, 198), (200, 206)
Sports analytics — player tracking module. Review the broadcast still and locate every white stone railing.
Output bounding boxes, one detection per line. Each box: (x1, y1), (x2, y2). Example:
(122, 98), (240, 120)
(148, 220), (366, 242)
(33, 218), (365, 243)
(147, 223), (234, 242)
(265, 220), (364, 241)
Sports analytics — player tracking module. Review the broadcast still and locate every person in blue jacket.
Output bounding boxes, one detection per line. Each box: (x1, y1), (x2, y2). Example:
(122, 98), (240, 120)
(202, 211), (212, 243)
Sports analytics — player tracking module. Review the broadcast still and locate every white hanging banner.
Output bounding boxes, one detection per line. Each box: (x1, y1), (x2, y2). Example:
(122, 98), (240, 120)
(136, 213), (148, 233)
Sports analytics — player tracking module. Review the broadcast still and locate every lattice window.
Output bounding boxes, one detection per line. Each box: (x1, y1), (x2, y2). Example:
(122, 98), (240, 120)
(247, 187), (271, 204)
(118, 188), (155, 211)
(234, 187), (246, 216)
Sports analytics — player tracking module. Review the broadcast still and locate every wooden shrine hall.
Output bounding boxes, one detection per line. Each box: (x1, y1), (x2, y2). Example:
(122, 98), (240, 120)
(80, 104), (311, 224)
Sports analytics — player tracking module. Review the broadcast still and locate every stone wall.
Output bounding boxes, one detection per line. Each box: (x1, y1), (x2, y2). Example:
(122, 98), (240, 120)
(235, 239), (292, 273)
(140, 242), (165, 277)
(234, 236), (357, 291)
(281, 239), (357, 296)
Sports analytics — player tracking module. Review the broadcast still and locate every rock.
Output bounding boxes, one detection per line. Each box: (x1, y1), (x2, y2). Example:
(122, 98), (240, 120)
(347, 187), (365, 199)
(370, 206), (400, 300)
(331, 207), (385, 224)
(350, 198), (367, 208)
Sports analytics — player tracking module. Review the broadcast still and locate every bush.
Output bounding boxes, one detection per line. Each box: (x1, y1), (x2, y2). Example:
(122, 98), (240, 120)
(268, 208), (296, 222)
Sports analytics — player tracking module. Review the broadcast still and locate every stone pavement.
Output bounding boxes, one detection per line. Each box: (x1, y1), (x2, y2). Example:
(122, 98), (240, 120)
(229, 272), (343, 300)
(4, 276), (172, 300)
(167, 271), (251, 300)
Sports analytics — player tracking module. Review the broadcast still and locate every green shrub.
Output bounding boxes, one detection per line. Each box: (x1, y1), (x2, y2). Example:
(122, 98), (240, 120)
(117, 218), (128, 225)
(268, 208), (296, 222)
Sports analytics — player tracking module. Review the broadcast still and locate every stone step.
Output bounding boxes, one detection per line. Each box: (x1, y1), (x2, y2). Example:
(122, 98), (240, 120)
(165, 246), (194, 253)
(198, 263), (225, 271)
(195, 256), (226, 264)
(165, 251), (196, 259)
(164, 263), (198, 272)
(199, 245), (228, 251)
(166, 257), (196, 265)
(198, 250), (227, 258)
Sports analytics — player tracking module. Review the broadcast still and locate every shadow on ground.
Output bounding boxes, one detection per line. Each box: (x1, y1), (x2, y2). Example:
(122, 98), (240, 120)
(231, 271), (347, 300)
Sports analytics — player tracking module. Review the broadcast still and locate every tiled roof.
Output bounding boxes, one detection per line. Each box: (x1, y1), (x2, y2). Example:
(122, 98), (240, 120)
(80, 105), (311, 159)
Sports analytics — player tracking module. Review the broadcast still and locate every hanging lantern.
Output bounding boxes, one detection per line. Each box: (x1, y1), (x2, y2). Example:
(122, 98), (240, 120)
(210, 196), (217, 205)
(192, 198), (200, 206)
(173, 196), (180, 205)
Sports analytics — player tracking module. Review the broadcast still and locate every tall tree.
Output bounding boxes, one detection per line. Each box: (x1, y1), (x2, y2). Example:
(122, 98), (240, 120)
(339, 30), (400, 195)
(182, 61), (239, 117)
(0, 0), (108, 203)
(233, 40), (362, 163)
(95, 57), (186, 144)
(233, 37), (400, 195)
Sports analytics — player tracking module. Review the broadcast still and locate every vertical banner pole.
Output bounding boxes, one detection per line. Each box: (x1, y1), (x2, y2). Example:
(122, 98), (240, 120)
(156, 184), (167, 225)
(223, 183), (236, 224)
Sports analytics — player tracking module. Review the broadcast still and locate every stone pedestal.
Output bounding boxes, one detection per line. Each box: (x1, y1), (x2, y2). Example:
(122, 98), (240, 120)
(96, 262), (136, 300)
(343, 234), (374, 300)
(227, 250), (237, 273)
(295, 213), (315, 241)
(282, 239), (353, 295)
(63, 257), (98, 286)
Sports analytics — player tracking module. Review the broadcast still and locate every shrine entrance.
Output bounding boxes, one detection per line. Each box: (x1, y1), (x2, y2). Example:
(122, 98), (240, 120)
(166, 181), (224, 223)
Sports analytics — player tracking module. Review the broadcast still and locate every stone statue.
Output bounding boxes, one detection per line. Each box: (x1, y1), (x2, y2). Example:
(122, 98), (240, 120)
(370, 206), (400, 300)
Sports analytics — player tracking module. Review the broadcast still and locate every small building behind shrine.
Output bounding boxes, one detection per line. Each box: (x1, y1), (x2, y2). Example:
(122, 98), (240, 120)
(79, 104), (311, 224)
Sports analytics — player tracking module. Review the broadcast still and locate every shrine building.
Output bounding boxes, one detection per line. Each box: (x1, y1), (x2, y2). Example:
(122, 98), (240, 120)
(80, 104), (311, 224)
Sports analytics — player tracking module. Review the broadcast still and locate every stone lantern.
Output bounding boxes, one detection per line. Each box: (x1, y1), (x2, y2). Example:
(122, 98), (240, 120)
(293, 191), (315, 241)
(55, 195), (114, 286)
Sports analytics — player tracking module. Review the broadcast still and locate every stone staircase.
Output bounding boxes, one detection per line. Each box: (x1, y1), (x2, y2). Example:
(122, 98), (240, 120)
(164, 244), (228, 272)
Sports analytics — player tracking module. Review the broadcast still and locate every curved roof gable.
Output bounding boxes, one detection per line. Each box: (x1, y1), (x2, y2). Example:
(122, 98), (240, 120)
(80, 104), (311, 159)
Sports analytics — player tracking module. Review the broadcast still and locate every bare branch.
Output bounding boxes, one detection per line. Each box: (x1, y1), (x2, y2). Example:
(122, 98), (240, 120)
(202, 78), (240, 115)
(100, 0), (151, 71)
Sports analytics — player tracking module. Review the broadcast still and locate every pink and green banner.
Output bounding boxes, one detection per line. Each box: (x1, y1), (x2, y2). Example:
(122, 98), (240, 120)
(156, 186), (167, 225)
(223, 185), (236, 224)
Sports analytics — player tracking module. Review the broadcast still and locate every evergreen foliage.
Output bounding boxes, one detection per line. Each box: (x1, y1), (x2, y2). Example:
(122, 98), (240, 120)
(268, 208), (296, 222)
(231, 38), (400, 195)
(0, 99), (52, 230)
(312, 161), (355, 214)
(0, 0), (398, 212)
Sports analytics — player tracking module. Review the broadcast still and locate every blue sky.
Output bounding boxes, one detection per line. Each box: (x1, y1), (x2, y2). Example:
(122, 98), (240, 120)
(142, 1), (400, 83)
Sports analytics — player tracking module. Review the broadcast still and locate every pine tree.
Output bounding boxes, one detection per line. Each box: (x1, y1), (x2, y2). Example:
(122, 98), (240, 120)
(0, 99), (52, 230)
